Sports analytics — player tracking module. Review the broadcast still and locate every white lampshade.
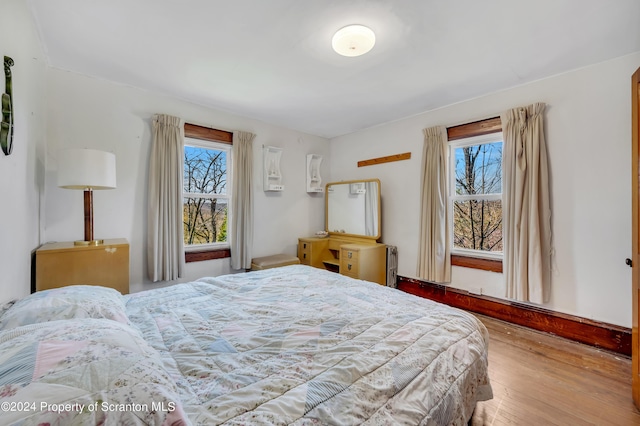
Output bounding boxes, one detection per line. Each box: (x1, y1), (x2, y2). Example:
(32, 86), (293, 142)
(332, 25), (376, 57)
(58, 149), (116, 190)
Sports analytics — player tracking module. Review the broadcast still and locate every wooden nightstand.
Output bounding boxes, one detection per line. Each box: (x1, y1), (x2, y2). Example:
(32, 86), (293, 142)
(35, 238), (130, 294)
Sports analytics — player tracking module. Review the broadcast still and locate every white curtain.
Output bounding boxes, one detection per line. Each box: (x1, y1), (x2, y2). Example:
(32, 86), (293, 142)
(418, 125), (451, 282)
(364, 181), (378, 236)
(230, 131), (255, 270)
(502, 103), (552, 304)
(147, 114), (185, 282)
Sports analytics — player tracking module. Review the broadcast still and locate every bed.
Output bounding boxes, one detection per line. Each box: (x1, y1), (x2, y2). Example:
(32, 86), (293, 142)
(0, 264), (492, 425)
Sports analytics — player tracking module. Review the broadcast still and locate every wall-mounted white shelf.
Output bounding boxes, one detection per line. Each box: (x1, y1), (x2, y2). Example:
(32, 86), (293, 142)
(306, 154), (323, 193)
(263, 146), (284, 191)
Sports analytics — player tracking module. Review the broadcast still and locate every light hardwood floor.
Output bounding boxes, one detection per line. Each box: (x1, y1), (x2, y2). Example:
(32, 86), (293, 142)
(470, 315), (640, 425)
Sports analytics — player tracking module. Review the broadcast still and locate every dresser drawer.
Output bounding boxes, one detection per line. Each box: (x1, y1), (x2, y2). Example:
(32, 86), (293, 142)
(340, 247), (360, 277)
(342, 248), (359, 262)
(298, 241), (311, 265)
(341, 260), (359, 278)
(298, 238), (329, 268)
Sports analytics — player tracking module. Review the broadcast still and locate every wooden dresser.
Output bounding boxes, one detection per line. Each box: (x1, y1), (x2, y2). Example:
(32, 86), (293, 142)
(298, 235), (386, 285)
(35, 238), (130, 294)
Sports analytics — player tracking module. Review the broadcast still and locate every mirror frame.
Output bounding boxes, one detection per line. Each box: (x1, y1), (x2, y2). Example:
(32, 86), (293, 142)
(325, 178), (381, 241)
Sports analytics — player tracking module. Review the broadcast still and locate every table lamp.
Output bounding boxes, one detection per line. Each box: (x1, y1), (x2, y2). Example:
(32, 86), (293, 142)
(58, 148), (116, 245)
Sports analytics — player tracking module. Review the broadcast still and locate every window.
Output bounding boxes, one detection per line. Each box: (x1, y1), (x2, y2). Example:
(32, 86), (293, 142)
(449, 132), (503, 259)
(183, 124), (233, 262)
(183, 138), (230, 248)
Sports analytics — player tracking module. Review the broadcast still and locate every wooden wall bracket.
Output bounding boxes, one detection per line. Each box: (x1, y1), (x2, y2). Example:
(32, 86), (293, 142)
(358, 152), (411, 167)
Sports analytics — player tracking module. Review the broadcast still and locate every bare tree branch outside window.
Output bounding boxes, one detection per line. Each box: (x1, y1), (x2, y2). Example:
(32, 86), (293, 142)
(183, 143), (229, 246)
(452, 141), (503, 253)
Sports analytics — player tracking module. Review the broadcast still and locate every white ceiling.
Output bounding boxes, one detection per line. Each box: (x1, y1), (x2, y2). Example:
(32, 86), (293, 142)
(28, 0), (640, 138)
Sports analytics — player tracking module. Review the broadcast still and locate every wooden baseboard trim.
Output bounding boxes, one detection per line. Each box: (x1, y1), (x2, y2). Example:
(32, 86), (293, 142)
(397, 275), (631, 356)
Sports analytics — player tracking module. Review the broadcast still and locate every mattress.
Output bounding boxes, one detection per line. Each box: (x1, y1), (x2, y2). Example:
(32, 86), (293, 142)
(0, 264), (492, 425)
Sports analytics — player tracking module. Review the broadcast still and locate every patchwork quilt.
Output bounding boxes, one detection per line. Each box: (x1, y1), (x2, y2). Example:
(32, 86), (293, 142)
(0, 265), (492, 425)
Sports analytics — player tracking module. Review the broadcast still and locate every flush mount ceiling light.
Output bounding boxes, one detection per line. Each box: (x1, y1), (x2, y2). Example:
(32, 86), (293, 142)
(332, 24), (376, 57)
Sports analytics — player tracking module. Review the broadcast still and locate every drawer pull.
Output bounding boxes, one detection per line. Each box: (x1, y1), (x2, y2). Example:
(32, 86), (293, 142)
(348, 264), (352, 271)
(348, 252), (352, 259)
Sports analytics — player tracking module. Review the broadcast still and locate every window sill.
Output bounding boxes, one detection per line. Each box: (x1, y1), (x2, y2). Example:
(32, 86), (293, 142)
(451, 254), (502, 273)
(185, 248), (231, 263)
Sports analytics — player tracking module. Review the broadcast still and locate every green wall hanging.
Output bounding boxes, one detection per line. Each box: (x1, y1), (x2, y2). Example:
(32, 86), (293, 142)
(1, 56), (14, 156)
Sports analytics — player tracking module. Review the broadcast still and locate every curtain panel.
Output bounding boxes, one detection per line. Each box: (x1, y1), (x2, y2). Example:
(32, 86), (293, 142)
(501, 103), (552, 304)
(230, 131), (255, 270)
(418, 125), (451, 282)
(365, 181), (378, 236)
(147, 114), (185, 282)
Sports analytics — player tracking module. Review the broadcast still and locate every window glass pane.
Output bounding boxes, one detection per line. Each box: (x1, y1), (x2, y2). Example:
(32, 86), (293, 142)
(453, 199), (503, 252)
(183, 198), (228, 245)
(454, 142), (502, 195)
(184, 146), (227, 194)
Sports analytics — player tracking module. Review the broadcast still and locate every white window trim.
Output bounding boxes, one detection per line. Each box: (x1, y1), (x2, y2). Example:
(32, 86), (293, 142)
(183, 137), (232, 252)
(449, 132), (503, 259)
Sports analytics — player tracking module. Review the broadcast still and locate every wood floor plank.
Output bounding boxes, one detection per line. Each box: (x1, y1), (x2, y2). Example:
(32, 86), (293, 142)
(482, 315), (630, 383)
(486, 339), (631, 411)
(470, 314), (640, 425)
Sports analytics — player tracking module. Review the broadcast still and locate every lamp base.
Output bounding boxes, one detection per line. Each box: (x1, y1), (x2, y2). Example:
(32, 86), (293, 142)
(74, 239), (105, 246)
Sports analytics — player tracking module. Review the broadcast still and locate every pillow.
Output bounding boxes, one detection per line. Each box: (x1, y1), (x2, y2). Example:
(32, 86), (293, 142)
(0, 285), (130, 331)
(0, 318), (188, 426)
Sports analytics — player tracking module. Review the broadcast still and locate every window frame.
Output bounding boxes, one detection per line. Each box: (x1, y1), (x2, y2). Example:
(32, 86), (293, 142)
(446, 116), (504, 272)
(183, 137), (231, 251)
(449, 132), (504, 261)
(183, 123), (233, 263)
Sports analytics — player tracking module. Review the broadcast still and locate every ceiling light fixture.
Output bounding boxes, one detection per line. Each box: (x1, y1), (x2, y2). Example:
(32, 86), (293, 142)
(332, 24), (376, 57)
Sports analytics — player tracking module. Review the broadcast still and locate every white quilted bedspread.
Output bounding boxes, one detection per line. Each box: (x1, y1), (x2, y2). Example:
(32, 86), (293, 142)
(125, 265), (492, 425)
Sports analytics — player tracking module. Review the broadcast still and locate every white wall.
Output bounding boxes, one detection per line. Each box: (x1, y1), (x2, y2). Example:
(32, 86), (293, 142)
(330, 52), (640, 328)
(0, 0), (47, 303)
(43, 69), (329, 293)
(3, 0), (637, 330)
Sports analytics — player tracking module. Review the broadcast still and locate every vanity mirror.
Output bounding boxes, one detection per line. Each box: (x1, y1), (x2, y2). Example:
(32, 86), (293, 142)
(326, 178), (381, 240)
(299, 178), (385, 284)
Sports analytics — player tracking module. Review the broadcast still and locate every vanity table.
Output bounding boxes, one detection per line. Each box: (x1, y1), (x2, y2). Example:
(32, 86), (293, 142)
(298, 179), (387, 285)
